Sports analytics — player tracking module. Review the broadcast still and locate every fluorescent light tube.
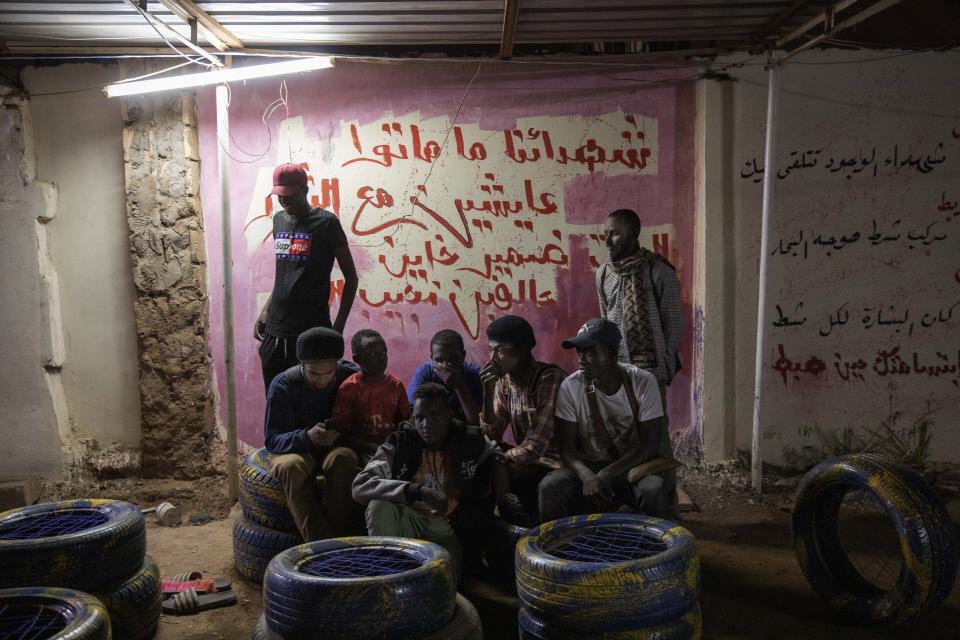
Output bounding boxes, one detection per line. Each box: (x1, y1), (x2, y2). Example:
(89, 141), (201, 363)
(105, 56), (334, 97)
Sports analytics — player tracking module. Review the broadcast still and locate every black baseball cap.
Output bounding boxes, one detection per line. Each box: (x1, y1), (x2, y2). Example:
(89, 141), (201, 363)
(561, 318), (622, 350)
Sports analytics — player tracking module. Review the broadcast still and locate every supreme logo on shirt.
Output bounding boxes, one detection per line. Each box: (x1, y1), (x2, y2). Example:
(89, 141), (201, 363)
(275, 231), (311, 262)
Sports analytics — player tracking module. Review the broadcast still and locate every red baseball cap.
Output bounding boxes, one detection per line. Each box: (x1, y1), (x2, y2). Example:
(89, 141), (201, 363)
(270, 163), (308, 197)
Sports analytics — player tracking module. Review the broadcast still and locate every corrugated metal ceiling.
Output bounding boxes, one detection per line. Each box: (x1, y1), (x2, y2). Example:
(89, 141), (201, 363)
(0, 1), (838, 50)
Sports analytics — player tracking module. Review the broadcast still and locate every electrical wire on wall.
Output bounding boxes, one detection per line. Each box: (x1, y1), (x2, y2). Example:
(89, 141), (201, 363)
(215, 79), (290, 165)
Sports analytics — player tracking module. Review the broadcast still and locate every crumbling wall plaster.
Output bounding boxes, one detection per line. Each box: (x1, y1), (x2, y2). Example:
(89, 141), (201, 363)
(120, 63), (216, 478)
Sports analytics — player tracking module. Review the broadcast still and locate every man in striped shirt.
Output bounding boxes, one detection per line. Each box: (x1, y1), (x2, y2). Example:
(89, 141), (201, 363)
(596, 209), (682, 415)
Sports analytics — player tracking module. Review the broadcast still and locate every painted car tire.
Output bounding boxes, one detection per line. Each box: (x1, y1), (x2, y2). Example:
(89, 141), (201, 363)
(0, 499), (145, 592)
(240, 448), (300, 535)
(792, 454), (958, 624)
(263, 537), (457, 639)
(252, 595), (479, 640)
(233, 516), (302, 584)
(419, 593), (483, 640)
(0, 587), (111, 640)
(516, 514), (700, 632)
(518, 604), (701, 640)
(95, 555), (161, 640)
(251, 615), (283, 640)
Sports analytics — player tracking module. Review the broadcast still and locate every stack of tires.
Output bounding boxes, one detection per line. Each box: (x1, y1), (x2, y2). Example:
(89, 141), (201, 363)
(234, 448), (303, 582)
(0, 588), (113, 639)
(0, 499), (161, 639)
(792, 454), (959, 624)
(516, 513), (702, 640)
(253, 537), (482, 639)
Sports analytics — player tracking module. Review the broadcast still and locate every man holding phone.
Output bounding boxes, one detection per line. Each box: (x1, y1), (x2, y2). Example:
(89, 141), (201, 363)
(264, 327), (360, 540)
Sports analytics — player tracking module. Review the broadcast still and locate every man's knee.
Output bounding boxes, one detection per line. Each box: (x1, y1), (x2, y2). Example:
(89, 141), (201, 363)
(322, 447), (360, 473)
(538, 469), (577, 499)
(635, 474), (665, 496)
(365, 499), (401, 534)
(269, 453), (315, 485)
(633, 474), (673, 515)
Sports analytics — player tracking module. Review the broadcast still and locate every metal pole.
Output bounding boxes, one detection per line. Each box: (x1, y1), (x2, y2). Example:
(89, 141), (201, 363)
(216, 83), (239, 504)
(752, 55), (780, 494)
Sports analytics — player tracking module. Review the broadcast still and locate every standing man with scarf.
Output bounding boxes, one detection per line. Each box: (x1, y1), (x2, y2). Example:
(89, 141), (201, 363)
(596, 209), (682, 417)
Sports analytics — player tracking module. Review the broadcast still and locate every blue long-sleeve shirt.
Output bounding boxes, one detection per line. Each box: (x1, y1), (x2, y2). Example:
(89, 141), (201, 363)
(264, 361), (360, 454)
(406, 360), (483, 422)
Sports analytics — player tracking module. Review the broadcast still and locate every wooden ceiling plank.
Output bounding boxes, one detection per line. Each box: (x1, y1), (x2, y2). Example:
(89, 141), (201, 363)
(498, 0), (520, 59)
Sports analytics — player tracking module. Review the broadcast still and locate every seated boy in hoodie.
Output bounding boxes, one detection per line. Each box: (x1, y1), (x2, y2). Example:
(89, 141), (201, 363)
(352, 382), (509, 580)
(332, 329), (410, 457)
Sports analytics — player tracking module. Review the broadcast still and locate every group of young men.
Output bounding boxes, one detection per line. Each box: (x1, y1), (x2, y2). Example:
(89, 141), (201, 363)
(256, 163), (683, 578)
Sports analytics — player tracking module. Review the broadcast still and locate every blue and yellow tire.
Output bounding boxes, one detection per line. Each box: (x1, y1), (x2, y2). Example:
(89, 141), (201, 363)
(240, 448), (300, 535)
(0, 499), (145, 592)
(233, 516), (302, 584)
(792, 453), (958, 624)
(0, 587), (111, 639)
(263, 537), (457, 640)
(251, 615), (282, 640)
(516, 514), (700, 632)
(518, 604), (701, 640)
(95, 555), (161, 640)
(420, 593), (483, 640)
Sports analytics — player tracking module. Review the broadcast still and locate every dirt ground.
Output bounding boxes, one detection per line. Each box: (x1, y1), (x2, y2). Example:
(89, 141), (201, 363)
(133, 467), (960, 640)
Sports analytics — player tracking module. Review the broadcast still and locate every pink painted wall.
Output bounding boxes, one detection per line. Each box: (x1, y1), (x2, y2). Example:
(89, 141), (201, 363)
(197, 60), (698, 452)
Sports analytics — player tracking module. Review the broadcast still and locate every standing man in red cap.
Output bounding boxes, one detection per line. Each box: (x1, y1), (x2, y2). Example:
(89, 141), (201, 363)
(255, 163), (359, 393)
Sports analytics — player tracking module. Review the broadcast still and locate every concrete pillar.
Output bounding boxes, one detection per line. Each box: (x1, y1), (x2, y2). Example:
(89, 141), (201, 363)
(696, 77), (739, 463)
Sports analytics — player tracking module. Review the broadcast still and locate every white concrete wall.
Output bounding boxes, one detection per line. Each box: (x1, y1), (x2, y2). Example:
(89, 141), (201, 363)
(0, 64), (141, 482)
(702, 50), (960, 467)
(0, 88), (63, 481)
(24, 64), (141, 450)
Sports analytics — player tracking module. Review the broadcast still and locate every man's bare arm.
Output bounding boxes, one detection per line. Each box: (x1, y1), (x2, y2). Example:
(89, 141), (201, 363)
(332, 244), (358, 334)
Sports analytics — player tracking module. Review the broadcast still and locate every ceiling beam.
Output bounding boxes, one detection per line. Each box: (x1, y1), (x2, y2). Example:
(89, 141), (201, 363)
(121, 0), (222, 65)
(774, 0), (860, 47)
(158, 0), (245, 51)
(752, 0), (818, 40)
(499, 0), (521, 59)
(779, 0), (907, 62)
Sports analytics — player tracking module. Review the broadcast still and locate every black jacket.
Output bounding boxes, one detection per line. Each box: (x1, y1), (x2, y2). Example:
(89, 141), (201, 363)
(352, 420), (502, 528)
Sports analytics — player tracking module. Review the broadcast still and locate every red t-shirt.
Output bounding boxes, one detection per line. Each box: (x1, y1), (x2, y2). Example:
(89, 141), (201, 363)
(333, 372), (410, 445)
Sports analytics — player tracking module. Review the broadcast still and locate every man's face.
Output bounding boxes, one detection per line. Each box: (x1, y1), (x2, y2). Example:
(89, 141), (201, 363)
(576, 344), (617, 380)
(605, 215), (639, 262)
(302, 359), (338, 389)
(355, 337), (388, 378)
(488, 339), (525, 376)
(278, 186), (310, 217)
(412, 396), (452, 448)
(431, 342), (465, 371)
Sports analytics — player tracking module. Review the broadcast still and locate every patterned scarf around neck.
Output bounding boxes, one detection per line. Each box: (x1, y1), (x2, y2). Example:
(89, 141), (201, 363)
(610, 247), (658, 368)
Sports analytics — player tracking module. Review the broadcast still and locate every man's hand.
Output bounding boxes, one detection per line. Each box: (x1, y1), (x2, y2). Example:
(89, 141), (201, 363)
(420, 487), (449, 515)
(480, 361), (504, 386)
(254, 300), (269, 342)
(582, 470), (613, 504)
(432, 361), (463, 388)
(306, 424), (338, 448)
(324, 416), (344, 433)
